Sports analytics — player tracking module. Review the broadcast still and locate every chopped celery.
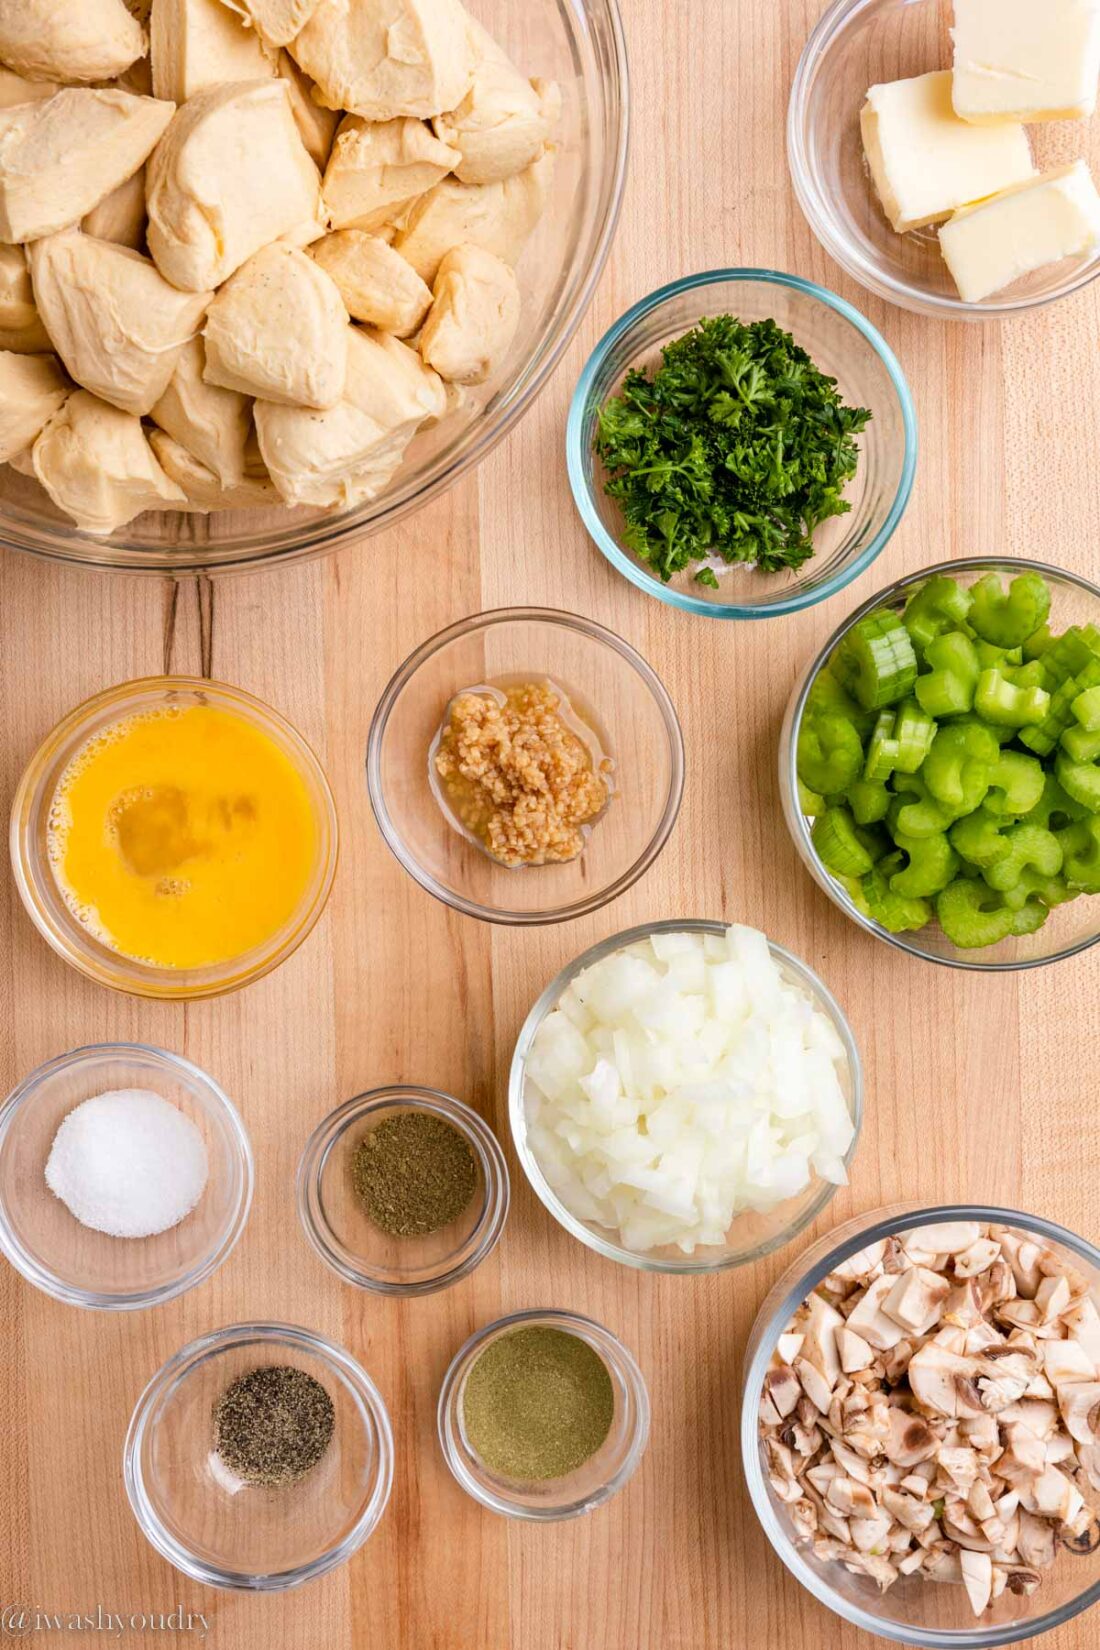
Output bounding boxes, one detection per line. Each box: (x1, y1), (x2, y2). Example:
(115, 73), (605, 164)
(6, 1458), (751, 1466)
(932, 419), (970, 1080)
(948, 809), (1010, 868)
(1057, 817), (1100, 892)
(864, 710), (900, 782)
(968, 572), (1051, 650)
(1071, 684), (1100, 732)
(1055, 750), (1100, 813)
(861, 863), (932, 933)
(797, 713), (862, 795)
(848, 778), (891, 824)
(982, 824), (1063, 894)
(974, 669), (1050, 729)
(914, 632), (979, 718)
(889, 829), (959, 898)
(812, 808), (876, 877)
(922, 723), (999, 813)
(982, 750), (1045, 818)
(902, 575), (972, 652)
(835, 613), (917, 710)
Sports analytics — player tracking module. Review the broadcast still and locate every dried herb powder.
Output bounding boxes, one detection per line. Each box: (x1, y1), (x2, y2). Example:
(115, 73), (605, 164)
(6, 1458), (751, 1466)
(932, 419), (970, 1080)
(352, 1111), (477, 1237)
(214, 1365), (334, 1488)
(461, 1326), (615, 1481)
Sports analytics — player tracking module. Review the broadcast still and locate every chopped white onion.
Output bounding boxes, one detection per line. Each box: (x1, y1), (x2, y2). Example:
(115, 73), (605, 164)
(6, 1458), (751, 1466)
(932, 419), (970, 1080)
(524, 925), (854, 1255)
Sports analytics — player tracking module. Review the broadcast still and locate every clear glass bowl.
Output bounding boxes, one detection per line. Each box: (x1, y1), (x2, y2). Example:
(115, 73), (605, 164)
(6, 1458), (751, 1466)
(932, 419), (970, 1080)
(296, 1085), (509, 1296)
(566, 268), (916, 619)
(10, 675), (338, 998)
(366, 608), (684, 924)
(437, 1308), (649, 1519)
(741, 1204), (1100, 1646)
(508, 918), (862, 1272)
(0, 1044), (252, 1310)
(124, 1321), (393, 1590)
(780, 556), (1100, 970)
(0, 0), (628, 575)
(788, 0), (1100, 320)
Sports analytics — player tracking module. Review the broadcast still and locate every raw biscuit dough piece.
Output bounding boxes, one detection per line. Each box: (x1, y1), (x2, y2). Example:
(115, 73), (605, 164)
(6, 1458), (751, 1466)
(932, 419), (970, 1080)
(0, 70), (58, 111)
(419, 243), (519, 384)
(290, 0), (473, 121)
(0, 0), (145, 86)
(226, 0), (324, 48)
(81, 167), (147, 249)
(32, 390), (186, 533)
(277, 50), (339, 169)
(254, 322), (444, 507)
(322, 114), (459, 232)
(0, 89), (175, 244)
(150, 334), (251, 484)
(146, 79), (324, 291)
(151, 0), (278, 103)
(0, 244), (51, 352)
(203, 242), (348, 407)
(434, 19), (559, 186)
(29, 231), (212, 416)
(393, 148), (553, 283)
(310, 230), (431, 334)
(0, 350), (69, 462)
(148, 427), (279, 508)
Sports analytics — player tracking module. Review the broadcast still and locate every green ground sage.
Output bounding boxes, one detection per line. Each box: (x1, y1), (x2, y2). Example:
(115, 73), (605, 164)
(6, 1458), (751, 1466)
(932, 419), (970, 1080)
(352, 1111), (477, 1237)
(462, 1326), (615, 1481)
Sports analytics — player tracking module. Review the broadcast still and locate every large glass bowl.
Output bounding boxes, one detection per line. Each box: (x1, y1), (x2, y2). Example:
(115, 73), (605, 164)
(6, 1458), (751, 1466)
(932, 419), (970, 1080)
(741, 1204), (1100, 1646)
(780, 557), (1100, 970)
(509, 919), (862, 1272)
(566, 269), (916, 619)
(0, 0), (628, 574)
(788, 0), (1100, 320)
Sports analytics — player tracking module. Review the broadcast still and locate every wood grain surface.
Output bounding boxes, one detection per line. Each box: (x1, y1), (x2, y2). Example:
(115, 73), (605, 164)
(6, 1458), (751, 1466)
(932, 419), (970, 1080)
(2, 1), (1099, 1647)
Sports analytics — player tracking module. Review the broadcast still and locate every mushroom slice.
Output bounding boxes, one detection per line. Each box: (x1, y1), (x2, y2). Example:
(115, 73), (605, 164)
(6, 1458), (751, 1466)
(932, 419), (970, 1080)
(826, 1477), (878, 1519)
(32, 391), (185, 534)
(943, 1279), (985, 1328)
(151, 0), (278, 103)
(203, 243), (347, 409)
(147, 80), (323, 291)
(845, 1275), (909, 1352)
(322, 114), (459, 233)
(760, 1365), (801, 1425)
(1042, 1340), (1096, 1386)
(29, 231), (211, 417)
(837, 1327), (875, 1375)
(882, 1267), (951, 1334)
(1018, 1466), (1084, 1525)
(148, 428), (279, 510)
(1063, 1297), (1100, 1365)
(996, 1422), (1047, 1487)
(954, 1237), (1002, 1278)
(1035, 1275), (1073, 1323)
(798, 1294), (845, 1387)
(776, 1333), (805, 1367)
(908, 1343), (981, 1418)
(0, 90), (175, 245)
(882, 1486), (935, 1532)
(842, 1551), (898, 1591)
(1056, 1379), (1100, 1445)
(290, 0), (473, 122)
(883, 1405), (940, 1468)
(150, 336), (250, 487)
(996, 1231), (1045, 1298)
(393, 150), (554, 284)
(0, 0), (145, 84)
(960, 1549), (993, 1617)
(0, 351), (68, 464)
(419, 244), (520, 386)
(1060, 1509), (1100, 1555)
(793, 1357), (834, 1415)
(904, 1221), (981, 1255)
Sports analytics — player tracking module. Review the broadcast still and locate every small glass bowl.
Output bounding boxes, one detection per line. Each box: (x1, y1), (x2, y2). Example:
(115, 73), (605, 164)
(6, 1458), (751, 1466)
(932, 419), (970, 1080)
(124, 1321), (393, 1591)
(366, 608), (684, 925)
(10, 675), (338, 999)
(780, 556), (1100, 970)
(566, 269), (916, 619)
(788, 0), (1100, 319)
(437, 1308), (649, 1520)
(742, 1204), (1100, 1645)
(509, 919), (862, 1273)
(296, 1086), (510, 1296)
(0, 1043), (253, 1311)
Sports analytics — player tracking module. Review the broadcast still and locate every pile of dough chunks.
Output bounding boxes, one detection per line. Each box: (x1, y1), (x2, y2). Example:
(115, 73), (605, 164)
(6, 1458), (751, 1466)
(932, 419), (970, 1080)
(0, 0), (558, 534)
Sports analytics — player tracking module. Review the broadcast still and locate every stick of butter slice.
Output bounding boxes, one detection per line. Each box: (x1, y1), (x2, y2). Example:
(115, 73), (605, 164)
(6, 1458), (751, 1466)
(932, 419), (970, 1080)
(952, 0), (1100, 124)
(939, 160), (1100, 303)
(861, 70), (1035, 234)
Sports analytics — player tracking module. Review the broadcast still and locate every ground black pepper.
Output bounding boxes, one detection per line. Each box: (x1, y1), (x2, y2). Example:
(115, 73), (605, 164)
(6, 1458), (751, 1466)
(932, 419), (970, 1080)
(214, 1365), (334, 1488)
(352, 1111), (478, 1237)
(461, 1326), (615, 1481)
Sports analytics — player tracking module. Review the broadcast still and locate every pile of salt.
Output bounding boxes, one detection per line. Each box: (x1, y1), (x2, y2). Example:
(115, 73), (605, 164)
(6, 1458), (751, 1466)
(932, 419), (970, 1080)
(45, 1088), (209, 1238)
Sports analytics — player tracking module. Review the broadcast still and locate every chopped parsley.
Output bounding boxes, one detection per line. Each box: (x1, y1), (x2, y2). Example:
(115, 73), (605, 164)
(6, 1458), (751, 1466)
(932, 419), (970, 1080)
(593, 315), (872, 585)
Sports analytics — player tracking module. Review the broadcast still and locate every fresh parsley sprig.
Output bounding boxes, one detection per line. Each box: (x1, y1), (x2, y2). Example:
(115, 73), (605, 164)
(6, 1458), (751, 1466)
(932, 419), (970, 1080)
(594, 315), (871, 586)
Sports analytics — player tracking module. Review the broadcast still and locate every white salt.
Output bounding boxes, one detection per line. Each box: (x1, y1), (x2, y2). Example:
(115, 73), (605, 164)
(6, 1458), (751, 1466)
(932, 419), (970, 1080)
(45, 1088), (209, 1238)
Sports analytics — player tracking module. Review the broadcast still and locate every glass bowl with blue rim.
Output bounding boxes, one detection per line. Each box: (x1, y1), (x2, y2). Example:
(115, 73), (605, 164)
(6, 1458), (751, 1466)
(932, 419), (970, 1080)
(566, 268), (917, 620)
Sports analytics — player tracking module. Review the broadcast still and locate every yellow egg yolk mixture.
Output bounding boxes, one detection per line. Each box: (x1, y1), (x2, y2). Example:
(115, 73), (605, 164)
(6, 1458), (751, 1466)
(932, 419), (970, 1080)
(48, 704), (317, 971)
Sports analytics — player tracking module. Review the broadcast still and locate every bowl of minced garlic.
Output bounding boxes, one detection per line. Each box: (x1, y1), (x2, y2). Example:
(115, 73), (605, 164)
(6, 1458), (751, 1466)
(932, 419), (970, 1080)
(367, 608), (685, 925)
(10, 676), (338, 998)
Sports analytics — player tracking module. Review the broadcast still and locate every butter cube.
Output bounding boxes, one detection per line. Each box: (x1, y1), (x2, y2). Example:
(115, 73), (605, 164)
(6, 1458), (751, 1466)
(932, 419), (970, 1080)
(939, 159), (1100, 301)
(861, 71), (1035, 234)
(952, 0), (1100, 123)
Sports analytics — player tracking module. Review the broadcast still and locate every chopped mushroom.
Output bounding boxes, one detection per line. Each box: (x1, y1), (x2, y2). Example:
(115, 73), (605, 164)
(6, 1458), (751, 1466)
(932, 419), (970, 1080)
(760, 1221), (1100, 1618)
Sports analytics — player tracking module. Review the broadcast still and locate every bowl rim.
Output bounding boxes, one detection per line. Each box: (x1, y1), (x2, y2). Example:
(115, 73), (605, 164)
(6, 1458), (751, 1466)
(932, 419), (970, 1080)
(508, 917), (863, 1272)
(123, 1320), (394, 1591)
(295, 1084), (510, 1296)
(740, 1202), (1100, 1646)
(9, 674), (339, 999)
(783, 554), (1100, 971)
(436, 1306), (651, 1520)
(565, 266), (918, 619)
(0, 0), (631, 577)
(0, 1041), (254, 1311)
(365, 605), (686, 925)
(787, 0), (1100, 321)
